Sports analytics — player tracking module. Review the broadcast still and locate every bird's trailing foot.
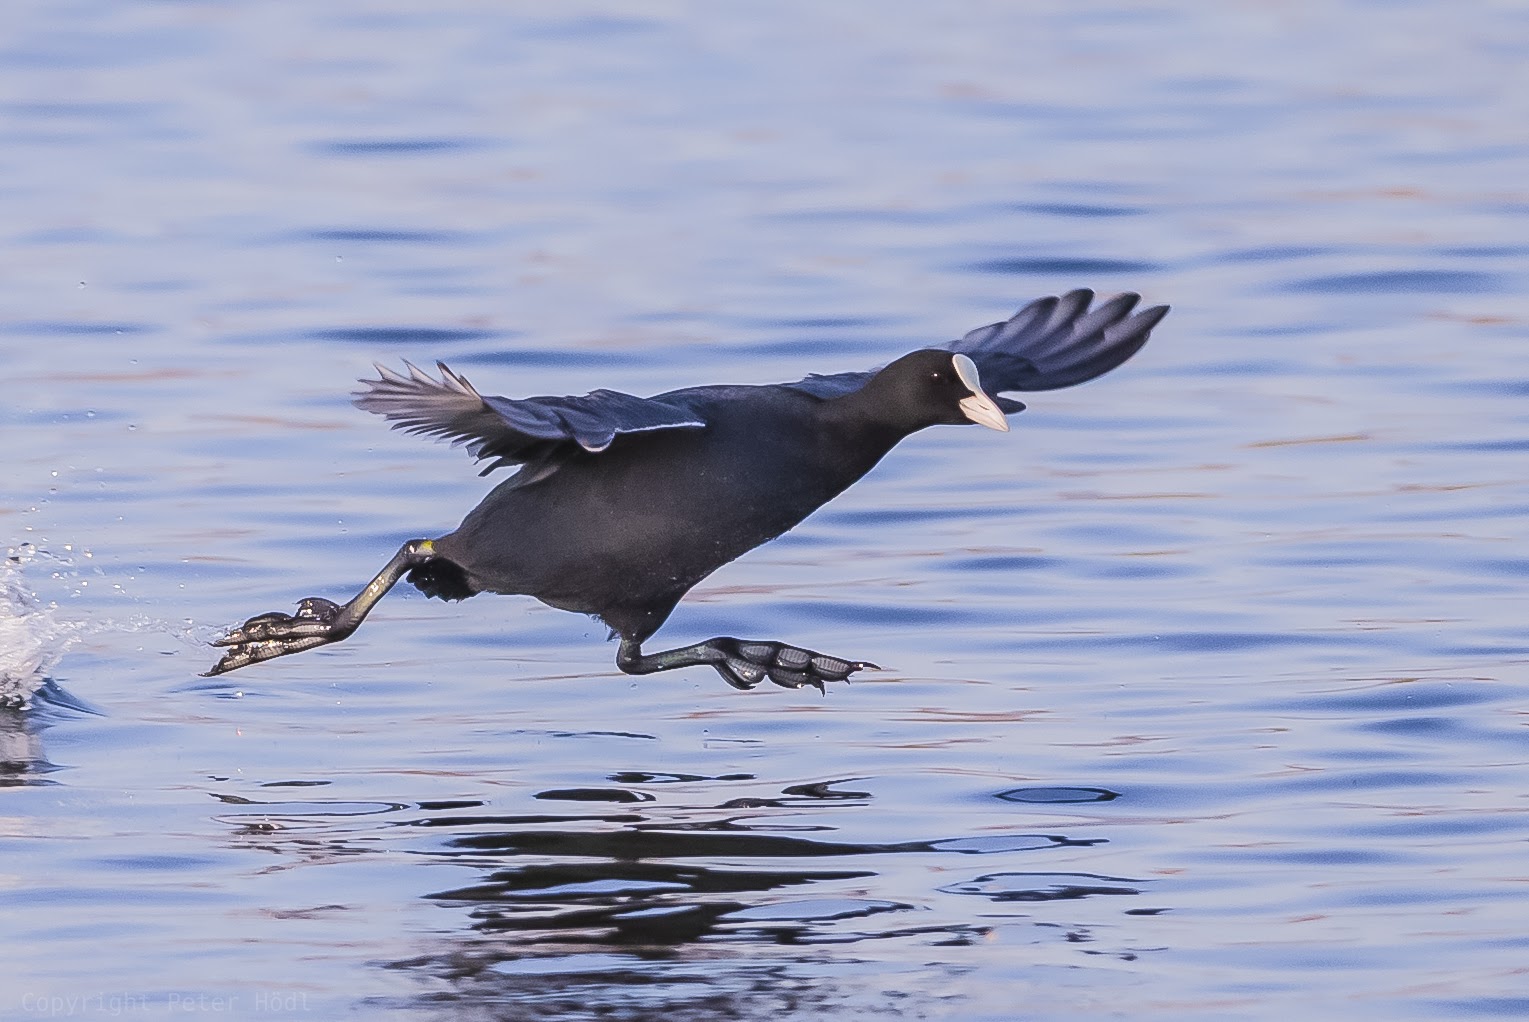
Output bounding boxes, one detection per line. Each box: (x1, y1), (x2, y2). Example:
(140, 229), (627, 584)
(205, 597), (351, 676)
(204, 539), (436, 677)
(617, 635), (877, 692)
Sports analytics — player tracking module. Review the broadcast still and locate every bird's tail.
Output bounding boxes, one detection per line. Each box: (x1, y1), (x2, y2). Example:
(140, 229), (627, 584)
(406, 559), (477, 602)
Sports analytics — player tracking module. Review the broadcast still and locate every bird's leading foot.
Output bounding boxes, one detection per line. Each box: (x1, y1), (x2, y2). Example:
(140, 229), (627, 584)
(205, 597), (350, 676)
(706, 637), (877, 692)
(204, 540), (436, 677)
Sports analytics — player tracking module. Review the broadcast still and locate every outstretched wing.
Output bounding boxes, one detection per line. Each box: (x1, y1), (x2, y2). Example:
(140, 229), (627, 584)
(354, 293), (1163, 471)
(785, 290), (1167, 410)
(353, 362), (706, 475)
(948, 289), (1166, 393)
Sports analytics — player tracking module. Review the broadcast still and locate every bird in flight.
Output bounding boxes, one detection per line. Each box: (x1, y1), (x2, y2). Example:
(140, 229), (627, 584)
(208, 289), (1167, 691)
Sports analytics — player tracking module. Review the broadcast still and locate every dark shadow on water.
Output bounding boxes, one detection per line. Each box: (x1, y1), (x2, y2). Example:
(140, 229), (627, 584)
(310, 136), (492, 156)
(965, 256), (1159, 275)
(306, 325), (500, 346)
(997, 785), (1121, 804)
(534, 787), (658, 804)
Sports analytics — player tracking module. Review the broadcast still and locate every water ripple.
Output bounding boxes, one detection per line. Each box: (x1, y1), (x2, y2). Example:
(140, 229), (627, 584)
(1283, 269), (1504, 294)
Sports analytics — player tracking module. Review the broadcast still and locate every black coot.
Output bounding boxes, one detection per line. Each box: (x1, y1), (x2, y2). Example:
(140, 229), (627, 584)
(209, 289), (1167, 690)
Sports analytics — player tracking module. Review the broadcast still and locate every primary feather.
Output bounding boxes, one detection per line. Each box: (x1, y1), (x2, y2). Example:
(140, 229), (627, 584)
(353, 360), (706, 475)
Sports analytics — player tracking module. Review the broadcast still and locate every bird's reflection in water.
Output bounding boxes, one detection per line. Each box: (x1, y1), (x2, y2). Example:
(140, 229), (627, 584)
(212, 768), (1137, 1018)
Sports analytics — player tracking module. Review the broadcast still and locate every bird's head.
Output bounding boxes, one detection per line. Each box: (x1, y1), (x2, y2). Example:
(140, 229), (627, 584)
(871, 349), (1013, 433)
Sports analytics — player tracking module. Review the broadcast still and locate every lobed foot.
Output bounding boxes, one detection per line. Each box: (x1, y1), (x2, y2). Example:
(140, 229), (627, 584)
(707, 638), (877, 692)
(204, 597), (348, 676)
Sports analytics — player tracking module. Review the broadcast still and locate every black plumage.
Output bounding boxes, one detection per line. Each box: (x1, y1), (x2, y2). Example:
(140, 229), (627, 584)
(209, 289), (1167, 690)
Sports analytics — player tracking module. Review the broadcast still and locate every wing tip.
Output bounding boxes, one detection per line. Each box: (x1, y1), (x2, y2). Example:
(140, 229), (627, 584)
(949, 288), (1168, 392)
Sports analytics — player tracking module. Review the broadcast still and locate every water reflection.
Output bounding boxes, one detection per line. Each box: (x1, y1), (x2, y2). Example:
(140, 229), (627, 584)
(409, 825), (1116, 1014)
(0, 705), (51, 787)
(208, 771), (1135, 1014)
(0, 681), (96, 787)
(938, 871), (1144, 902)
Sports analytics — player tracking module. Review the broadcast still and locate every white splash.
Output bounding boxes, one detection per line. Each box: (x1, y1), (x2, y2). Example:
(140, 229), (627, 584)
(0, 544), (83, 708)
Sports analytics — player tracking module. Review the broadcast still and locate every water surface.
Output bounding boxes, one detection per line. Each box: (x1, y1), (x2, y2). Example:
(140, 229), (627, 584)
(4, 2), (1529, 1019)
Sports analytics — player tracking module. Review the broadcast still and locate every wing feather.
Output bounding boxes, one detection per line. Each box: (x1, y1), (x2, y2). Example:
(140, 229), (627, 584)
(781, 289), (1167, 403)
(354, 291), (1165, 472)
(947, 289), (1167, 393)
(353, 362), (706, 473)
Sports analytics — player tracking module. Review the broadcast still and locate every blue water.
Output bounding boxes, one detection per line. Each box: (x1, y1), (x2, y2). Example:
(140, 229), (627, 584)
(5, 2), (1529, 1019)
